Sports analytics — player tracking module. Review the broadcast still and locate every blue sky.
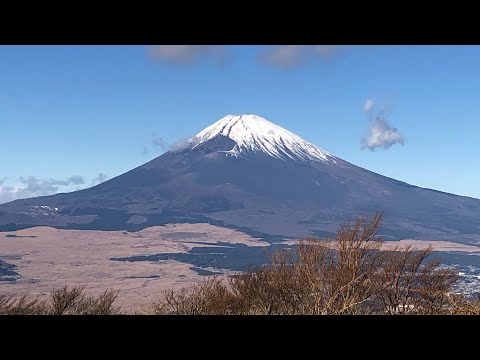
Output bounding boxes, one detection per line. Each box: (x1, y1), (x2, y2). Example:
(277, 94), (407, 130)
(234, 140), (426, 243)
(1, 45), (480, 203)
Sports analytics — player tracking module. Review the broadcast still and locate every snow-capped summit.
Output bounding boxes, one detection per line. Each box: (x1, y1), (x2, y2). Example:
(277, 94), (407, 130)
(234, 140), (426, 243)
(191, 114), (336, 163)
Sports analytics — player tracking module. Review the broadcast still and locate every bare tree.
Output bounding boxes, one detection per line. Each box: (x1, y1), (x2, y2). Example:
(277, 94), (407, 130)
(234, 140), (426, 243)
(370, 246), (458, 314)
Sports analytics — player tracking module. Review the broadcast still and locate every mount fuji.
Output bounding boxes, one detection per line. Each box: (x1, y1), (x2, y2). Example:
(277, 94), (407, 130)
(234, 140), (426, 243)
(1, 114), (480, 244)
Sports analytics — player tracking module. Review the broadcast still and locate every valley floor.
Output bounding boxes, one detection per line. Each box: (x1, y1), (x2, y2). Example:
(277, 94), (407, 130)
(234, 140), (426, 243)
(0, 224), (267, 311)
(1, 224), (480, 311)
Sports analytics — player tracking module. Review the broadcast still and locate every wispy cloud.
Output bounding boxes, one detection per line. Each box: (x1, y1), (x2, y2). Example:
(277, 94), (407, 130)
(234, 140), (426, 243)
(66, 175), (85, 185)
(152, 136), (168, 151)
(149, 45), (229, 66)
(149, 45), (348, 69)
(19, 176), (86, 191)
(91, 173), (108, 186)
(169, 136), (198, 152)
(364, 99), (375, 115)
(142, 133), (200, 156)
(259, 45), (346, 69)
(361, 99), (405, 151)
(141, 134), (169, 157)
(0, 187), (18, 204)
(0, 175), (86, 204)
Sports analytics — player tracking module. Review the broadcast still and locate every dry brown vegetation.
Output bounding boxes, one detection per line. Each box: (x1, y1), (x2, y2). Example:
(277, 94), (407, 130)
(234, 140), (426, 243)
(147, 213), (469, 315)
(0, 285), (119, 315)
(2, 213), (480, 315)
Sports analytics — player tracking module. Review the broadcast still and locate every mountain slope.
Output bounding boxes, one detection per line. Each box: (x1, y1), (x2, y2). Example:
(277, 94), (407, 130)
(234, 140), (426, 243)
(1, 114), (480, 244)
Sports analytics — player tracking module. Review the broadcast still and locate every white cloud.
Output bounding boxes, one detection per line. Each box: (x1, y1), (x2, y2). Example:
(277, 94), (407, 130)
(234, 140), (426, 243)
(364, 99), (375, 114)
(0, 184), (21, 204)
(362, 115), (405, 151)
(259, 45), (346, 69)
(169, 137), (198, 152)
(149, 45), (347, 69)
(91, 173), (108, 186)
(0, 175), (88, 204)
(259, 45), (307, 69)
(150, 45), (229, 66)
(0, 177), (63, 204)
(361, 98), (405, 151)
(67, 175), (85, 185)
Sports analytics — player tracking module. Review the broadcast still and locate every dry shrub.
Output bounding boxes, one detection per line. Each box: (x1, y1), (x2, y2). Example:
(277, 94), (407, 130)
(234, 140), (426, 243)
(148, 276), (237, 315)
(0, 293), (48, 315)
(1, 286), (120, 315)
(49, 285), (120, 315)
(230, 252), (300, 315)
(443, 294), (480, 315)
